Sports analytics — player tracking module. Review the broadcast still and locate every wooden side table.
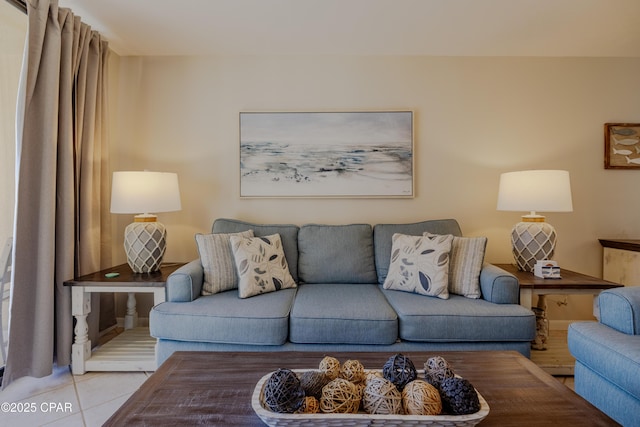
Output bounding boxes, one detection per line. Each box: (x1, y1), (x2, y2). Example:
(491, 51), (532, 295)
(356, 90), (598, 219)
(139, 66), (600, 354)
(496, 263), (622, 355)
(496, 263), (623, 311)
(64, 262), (184, 375)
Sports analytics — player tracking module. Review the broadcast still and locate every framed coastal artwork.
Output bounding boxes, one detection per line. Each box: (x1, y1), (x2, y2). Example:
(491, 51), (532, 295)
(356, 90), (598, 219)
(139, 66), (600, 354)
(604, 123), (640, 169)
(239, 111), (414, 198)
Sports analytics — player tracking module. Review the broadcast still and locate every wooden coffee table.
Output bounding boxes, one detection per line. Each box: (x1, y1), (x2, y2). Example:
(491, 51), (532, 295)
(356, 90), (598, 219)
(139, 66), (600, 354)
(104, 351), (616, 426)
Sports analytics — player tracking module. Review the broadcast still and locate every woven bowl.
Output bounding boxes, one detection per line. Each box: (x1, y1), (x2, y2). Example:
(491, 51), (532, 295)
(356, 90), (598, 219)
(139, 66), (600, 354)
(252, 369), (490, 427)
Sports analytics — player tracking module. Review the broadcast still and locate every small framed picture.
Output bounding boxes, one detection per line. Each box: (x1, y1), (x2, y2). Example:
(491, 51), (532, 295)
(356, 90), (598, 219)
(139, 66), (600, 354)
(605, 123), (640, 169)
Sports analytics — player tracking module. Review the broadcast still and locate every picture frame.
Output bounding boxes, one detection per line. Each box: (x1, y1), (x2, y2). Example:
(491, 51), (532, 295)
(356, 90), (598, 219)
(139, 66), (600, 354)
(604, 123), (640, 169)
(239, 111), (414, 198)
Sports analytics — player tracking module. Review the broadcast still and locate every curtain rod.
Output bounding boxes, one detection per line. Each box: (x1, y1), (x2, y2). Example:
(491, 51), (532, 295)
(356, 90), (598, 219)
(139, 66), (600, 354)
(6, 0), (27, 14)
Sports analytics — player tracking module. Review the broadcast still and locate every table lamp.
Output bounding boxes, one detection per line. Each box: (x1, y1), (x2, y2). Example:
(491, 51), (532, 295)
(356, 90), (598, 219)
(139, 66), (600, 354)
(497, 170), (573, 272)
(110, 171), (181, 273)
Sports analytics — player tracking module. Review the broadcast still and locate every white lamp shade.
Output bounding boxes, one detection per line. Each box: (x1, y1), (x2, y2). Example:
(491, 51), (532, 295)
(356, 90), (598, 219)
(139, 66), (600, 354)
(497, 170), (573, 213)
(111, 171), (181, 214)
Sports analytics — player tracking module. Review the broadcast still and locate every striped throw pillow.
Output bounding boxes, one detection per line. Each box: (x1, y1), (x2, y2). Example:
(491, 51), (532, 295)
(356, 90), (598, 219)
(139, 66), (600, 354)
(196, 230), (254, 295)
(425, 233), (487, 298)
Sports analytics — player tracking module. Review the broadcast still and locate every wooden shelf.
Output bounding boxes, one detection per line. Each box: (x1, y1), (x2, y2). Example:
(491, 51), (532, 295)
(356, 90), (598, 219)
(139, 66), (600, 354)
(86, 327), (156, 372)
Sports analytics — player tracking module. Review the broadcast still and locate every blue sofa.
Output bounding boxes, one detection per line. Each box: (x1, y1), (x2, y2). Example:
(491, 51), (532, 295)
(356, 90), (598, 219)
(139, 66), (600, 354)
(568, 287), (640, 427)
(150, 219), (536, 366)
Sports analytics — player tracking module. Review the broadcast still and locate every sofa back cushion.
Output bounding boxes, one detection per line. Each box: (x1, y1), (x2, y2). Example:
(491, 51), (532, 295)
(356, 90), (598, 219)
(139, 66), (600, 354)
(298, 224), (377, 284)
(212, 218), (300, 282)
(373, 219), (462, 285)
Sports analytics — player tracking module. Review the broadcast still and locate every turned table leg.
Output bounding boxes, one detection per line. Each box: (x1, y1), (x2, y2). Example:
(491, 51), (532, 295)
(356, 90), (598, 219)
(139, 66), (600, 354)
(124, 292), (138, 330)
(531, 294), (549, 350)
(71, 287), (91, 375)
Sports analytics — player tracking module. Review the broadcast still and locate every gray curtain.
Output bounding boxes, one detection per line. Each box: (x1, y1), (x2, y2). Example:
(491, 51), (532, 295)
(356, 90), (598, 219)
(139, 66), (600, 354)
(2, 0), (112, 388)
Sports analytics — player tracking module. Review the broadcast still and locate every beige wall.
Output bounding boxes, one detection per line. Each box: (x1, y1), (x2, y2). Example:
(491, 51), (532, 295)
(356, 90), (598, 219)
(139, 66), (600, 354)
(111, 54), (640, 321)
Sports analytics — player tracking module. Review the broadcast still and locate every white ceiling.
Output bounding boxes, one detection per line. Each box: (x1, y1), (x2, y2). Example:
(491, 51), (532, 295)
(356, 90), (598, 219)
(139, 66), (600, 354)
(57, 0), (640, 57)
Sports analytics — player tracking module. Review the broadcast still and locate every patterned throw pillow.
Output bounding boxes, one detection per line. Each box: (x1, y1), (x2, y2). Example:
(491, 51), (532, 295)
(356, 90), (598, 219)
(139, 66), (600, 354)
(383, 233), (453, 299)
(230, 233), (297, 299)
(425, 233), (487, 299)
(196, 230), (254, 295)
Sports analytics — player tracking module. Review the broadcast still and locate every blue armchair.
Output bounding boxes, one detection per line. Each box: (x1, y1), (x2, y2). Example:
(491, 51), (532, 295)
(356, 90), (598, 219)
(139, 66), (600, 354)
(568, 286), (640, 426)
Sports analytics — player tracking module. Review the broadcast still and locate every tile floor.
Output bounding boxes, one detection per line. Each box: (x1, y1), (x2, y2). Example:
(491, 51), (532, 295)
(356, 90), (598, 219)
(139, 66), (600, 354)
(0, 365), (151, 426)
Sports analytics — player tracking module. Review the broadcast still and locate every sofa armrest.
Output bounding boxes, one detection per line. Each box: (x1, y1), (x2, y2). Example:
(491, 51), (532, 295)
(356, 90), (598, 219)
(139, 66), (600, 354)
(165, 259), (204, 302)
(599, 287), (640, 335)
(479, 263), (520, 304)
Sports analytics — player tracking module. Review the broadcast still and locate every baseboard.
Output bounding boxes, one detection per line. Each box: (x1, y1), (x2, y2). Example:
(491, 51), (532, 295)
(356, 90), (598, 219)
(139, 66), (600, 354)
(550, 320), (571, 331)
(116, 317), (149, 328)
(99, 323), (119, 337)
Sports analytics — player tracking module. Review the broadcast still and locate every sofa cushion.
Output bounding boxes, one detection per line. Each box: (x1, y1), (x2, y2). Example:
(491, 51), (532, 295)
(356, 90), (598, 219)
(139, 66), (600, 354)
(381, 288), (536, 342)
(290, 284), (398, 344)
(298, 224), (377, 284)
(383, 233), (452, 299)
(374, 220), (463, 285)
(598, 287), (640, 335)
(196, 230), (254, 295)
(230, 233), (297, 298)
(212, 218), (300, 282)
(150, 288), (297, 345)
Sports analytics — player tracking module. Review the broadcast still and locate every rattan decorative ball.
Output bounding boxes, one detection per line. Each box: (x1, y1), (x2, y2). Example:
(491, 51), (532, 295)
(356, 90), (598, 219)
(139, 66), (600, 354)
(264, 368), (306, 413)
(339, 359), (366, 384)
(366, 371), (383, 382)
(362, 376), (403, 415)
(355, 381), (366, 410)
(319, 356), (341, 380)
(402, 379), (442, 415)
(298, 370), (331, 399)
(424, 356), (455, 388)
(298, 396), (320, 414)
(439, 377), (480, 415)
(383, 353), (417, 391)
(320, 378), (360, 414)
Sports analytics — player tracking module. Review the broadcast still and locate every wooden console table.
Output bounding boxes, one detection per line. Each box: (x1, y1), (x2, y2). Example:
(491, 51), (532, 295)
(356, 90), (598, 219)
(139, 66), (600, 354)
(600, 239), (640, 286)
(64, 262), (184, 375)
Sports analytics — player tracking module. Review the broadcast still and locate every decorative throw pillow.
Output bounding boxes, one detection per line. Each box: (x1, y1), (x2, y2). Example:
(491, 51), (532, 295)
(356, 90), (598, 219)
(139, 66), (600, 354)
(196, 230), (254, 295)
(383, 233), (453, 299)
(425, 233), (488, 299)
(230, 233), (297, 299)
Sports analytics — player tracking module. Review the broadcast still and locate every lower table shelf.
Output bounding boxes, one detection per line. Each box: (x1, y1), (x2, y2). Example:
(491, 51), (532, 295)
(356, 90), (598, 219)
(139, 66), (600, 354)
(86, 327), (157, 372)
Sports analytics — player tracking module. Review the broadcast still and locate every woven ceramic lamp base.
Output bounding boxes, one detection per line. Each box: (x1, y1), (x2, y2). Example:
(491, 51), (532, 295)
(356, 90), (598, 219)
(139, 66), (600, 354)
(511, 219), (557, 272)
(124, 219), (167, 273)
